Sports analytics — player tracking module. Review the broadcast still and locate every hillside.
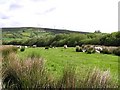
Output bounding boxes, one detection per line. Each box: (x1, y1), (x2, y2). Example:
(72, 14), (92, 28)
(2, 27), (90, 34)
(2, 27), (90, 42)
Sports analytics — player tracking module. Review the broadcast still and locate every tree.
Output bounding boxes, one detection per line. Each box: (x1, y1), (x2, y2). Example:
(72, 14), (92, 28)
(94, 30), (101, 33)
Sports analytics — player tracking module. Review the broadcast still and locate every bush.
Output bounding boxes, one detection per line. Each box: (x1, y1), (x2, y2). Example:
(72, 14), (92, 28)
(45, 46), (49, 49)
(113, 47), (120, 56)
(20, 46), (25, 52)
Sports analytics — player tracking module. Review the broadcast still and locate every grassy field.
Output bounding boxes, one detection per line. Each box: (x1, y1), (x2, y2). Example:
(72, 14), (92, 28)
(18, 47), (118, 82)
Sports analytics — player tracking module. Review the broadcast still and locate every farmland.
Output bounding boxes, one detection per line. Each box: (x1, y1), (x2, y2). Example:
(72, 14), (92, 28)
(1, 27), (120, 89)
(18, 47), (118, 83)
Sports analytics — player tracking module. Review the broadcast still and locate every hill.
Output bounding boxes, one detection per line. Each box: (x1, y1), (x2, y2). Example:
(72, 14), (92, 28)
(2, 27), (90, 34)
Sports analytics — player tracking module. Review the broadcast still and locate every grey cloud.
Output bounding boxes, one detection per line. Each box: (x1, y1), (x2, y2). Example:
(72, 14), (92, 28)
(10, 21), (22, 26)
(0, 13), (10, 19)
(44, 7), (56, 13)
(36, 7), (56, 15)
(30, 0), (47, 2)
(9, 3), (23, 10)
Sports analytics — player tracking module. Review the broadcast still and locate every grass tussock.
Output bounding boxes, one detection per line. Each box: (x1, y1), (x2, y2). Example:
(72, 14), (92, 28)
(2, 52), (52, 89)
(82, 68), (113, 88)
(56, 65), (76, 88)
(1, 45), (18, 59)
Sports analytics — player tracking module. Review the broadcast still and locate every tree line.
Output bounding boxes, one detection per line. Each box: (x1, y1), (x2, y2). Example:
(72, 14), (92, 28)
(3, 32), (120, 47)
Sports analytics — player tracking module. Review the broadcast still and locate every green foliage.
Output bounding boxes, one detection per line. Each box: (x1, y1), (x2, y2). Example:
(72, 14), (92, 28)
(100, 32), (120, 46)
(113, 47), (120, 56)
(45, 46), (49, 49)
(3, 28), (120, 46)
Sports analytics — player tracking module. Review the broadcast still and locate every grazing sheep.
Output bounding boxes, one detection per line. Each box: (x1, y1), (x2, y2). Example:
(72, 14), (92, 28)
(16, 45), (20, 48)
(19, 46), (22, 49)
(95, 50), (100, 53)
(95, 46), (103, 51)
(94, 46), (103, 53)
(76, 45), (80, 52)
(64, 45), (67, 49)
(82, 49), (86, 52)
(25, 46), (28, 48)
(76, 45), (82, 52)
(33, 45), (36, 48)
(16, 45), (21, 49)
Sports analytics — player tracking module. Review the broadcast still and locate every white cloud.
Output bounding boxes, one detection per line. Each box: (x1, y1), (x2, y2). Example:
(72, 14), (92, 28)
(0, 0), (119, 33)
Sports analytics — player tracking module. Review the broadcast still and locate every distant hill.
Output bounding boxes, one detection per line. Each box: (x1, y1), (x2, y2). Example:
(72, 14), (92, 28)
(2, 27), (90, 34)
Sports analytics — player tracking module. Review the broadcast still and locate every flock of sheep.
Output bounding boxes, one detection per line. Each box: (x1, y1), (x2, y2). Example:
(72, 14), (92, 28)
(15, 44), (105, 54)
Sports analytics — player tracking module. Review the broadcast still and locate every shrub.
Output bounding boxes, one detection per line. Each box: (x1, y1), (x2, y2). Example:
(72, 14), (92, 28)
(45, 46), (49, 49)
(113, 47), (120, 56)
(20, 46), (25, 52)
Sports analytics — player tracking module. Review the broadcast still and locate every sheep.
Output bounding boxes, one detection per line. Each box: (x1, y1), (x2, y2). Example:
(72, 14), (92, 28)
(95, 50), (100, 53)
(16, 45), (20, 48)
(82, 49), (86, 52)
(95, 46), (103, 51)
(64, 45), (67, 49)
(25, 46), (28, 48)
(33, 45), (36, 48)
(16, 45), (21, 49)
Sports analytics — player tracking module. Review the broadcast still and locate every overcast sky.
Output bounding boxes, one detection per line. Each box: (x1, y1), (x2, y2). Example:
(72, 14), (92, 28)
(0, 0), (119, 33)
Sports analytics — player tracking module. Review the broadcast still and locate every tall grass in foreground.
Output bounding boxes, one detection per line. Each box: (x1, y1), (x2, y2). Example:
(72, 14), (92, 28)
(1, 46), (118, 89)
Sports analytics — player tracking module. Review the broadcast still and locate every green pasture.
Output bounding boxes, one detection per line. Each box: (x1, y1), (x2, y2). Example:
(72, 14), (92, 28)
(18, 47), (118, 82)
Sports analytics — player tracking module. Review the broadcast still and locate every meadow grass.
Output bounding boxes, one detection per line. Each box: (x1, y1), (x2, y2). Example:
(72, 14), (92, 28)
(18, 47), (118, 83)
(1, 46), (119, 89)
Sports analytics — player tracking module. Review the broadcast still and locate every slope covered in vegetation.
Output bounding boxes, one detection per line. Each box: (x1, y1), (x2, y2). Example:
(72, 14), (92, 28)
(2, 27), (120, 47)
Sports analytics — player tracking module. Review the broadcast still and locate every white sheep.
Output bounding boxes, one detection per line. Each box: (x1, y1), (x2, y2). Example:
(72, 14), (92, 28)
(33, 45), (36, 48)
(95, 50), (100, 53)
(82, 49), (86, 52)
(25, 46), (28, 48)
(64, 45), (67, 49)
(16, 45), (21, 49)
(95, 47), (103, 51)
